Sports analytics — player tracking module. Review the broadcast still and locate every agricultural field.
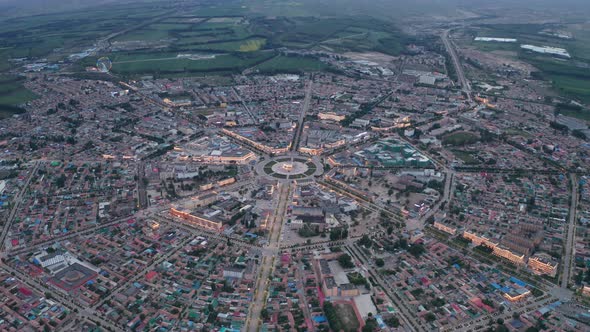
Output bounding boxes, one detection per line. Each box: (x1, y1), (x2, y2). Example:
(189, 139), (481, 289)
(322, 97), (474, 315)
(0, 1), (413, 79)
(0, 2), (171, 69)
(466, 23), (590, 103)
(525, 56), (590, 104)
(251, 16), (407, 56)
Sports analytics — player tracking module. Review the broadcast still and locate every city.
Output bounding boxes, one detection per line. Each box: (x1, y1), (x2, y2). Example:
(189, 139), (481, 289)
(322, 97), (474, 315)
(0, 0), (589, 331)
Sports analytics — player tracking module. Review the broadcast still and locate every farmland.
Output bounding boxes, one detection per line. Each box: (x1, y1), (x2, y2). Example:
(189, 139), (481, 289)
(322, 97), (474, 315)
(0, 76), (35, 118)
(467, 23), (590, 103)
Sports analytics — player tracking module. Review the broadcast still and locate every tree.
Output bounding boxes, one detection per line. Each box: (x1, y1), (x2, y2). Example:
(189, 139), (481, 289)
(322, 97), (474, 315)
(385, 316), (400, 327)
(338, 254), (354, 269)
(408, 244), (426, 257)
(358, 235), (372, 248)
(375, 258), (385, 267)
(362, 317), (379, 332)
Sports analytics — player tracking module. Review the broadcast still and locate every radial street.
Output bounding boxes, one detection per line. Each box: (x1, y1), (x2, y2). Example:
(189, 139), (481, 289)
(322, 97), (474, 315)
(245, 183), (291, 331)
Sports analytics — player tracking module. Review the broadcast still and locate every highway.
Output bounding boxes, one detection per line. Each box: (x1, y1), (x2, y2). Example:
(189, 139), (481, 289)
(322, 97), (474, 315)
(560, 174), (579, 288)
(441, 29), (471, 101)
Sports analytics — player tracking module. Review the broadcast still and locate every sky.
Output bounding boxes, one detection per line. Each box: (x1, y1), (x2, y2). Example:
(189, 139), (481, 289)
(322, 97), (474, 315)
(0, 0), (589, 19)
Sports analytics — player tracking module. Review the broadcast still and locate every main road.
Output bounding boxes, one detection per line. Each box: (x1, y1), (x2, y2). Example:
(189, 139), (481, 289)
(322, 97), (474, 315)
(560, 174), (579, 288)
(347, 243), (427, 331)
(0, 161), (39, 253)
(137, 161), (148, 209)
(441, 29), (472, 101)
(245, 182), (291, 332)
(291, 79), (313, 151)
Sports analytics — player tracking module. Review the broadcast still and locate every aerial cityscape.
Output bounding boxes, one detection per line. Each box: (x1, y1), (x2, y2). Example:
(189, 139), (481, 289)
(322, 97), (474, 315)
(0, 0), (590, 331)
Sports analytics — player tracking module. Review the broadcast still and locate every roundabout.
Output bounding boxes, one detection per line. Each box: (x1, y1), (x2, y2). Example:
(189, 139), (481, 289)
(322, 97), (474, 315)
(256, 154), (323, 181)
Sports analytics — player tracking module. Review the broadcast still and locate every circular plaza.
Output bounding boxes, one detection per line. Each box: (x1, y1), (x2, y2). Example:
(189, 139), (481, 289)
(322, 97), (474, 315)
(256, 154), (323, 181)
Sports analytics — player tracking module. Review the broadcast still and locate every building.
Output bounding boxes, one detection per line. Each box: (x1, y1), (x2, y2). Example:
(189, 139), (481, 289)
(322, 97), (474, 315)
(463, 231), (498, 248)
(433, 221), (457, 235)
(223, 266), (245, 279)
(292, 207), (325, 224)
(323, 276), (338, 297)
(409, 230), (424, 244)
(217, 177), (236, 187)
(194, 150), (256, 164)
(528, 253), (558, 277)
(221, 129), (291, 155)
(340, 283), (360, 297)
(493, 245), (526, 265)
(463, 230), (526, 265)
(318, 112), (346, 122)
(190, 192), (218, 208)
(503, 288), (531, 302)
(170, 208), (223, 231)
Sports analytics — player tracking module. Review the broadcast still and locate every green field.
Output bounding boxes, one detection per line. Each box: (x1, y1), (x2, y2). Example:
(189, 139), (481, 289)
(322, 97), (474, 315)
(0, 2), (170, 69)
(107, 51), (276, 76)
(254, 55), (327, 74)
(525, 56), (590, 103)
(251, 16), (407, 56)
(471, 41), (519, 53)
(0, 76), (36, 105)
(442, 132), (480, 146)
(0, 76), (35, 119)
(452, 150), (480, 165)
(559, 108), (590, 122)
